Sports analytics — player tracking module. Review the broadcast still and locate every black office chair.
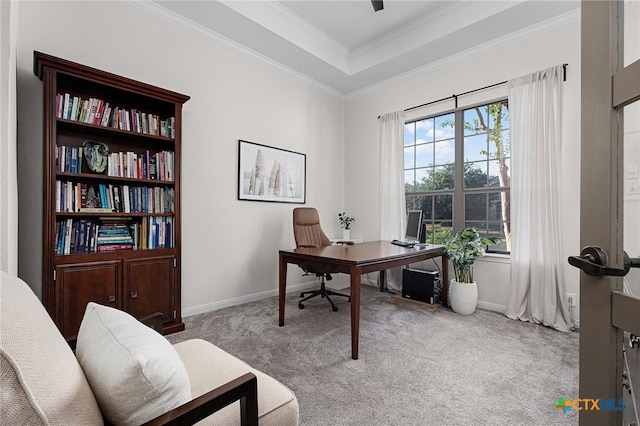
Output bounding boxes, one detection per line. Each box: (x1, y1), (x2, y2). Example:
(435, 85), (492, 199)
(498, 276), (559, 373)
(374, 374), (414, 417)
(292, 207), (352, 312)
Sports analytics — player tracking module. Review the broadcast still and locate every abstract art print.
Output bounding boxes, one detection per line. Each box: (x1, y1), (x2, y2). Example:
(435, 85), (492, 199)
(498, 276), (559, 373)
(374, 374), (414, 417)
(238, 140), (306, 203)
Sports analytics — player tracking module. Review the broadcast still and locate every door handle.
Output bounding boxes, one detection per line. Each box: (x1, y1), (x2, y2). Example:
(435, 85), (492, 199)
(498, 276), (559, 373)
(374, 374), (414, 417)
(130, 291), (138, 299)
(108, 295), (116, 303)
(567, 246), (637, 277)
(631, 334), (640, 349)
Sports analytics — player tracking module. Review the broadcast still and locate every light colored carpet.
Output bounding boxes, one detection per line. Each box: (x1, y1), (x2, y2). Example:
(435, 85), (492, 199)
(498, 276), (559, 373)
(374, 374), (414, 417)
(167, 284), (579, 425)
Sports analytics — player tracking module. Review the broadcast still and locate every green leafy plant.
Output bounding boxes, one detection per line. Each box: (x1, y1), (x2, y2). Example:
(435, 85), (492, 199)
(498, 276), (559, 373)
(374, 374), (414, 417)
(338, 212), (355, 230)
(427, 229), (453, 245)
(445, 228), (500, 283)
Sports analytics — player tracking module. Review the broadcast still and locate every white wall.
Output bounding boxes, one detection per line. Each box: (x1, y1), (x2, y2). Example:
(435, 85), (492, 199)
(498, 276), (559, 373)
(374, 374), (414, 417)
(15, 2), (585, 324)
(344, 13), (582, 323)
(16, 1), (346, 312)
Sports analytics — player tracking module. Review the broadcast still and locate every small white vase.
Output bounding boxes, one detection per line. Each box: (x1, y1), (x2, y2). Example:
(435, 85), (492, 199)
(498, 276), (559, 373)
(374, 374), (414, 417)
(342, 229), (351, 240)
(449, 279), (478, 315)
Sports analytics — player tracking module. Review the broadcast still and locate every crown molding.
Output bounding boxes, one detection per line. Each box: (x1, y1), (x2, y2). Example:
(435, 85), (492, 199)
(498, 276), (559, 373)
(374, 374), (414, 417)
(220, 0), (351, 73)
(349, 0), (526, 75)
(125, 1), (578, 99)
(125, 0), (347, 99)
(347, 7), (580, 99)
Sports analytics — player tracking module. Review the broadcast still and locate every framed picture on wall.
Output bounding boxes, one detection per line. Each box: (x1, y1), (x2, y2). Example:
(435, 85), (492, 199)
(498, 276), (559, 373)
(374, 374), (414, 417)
(237, 140), (306, 203)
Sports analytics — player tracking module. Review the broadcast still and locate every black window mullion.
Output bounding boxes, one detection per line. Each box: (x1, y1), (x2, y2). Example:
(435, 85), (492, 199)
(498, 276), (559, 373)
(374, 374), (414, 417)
(453, 109), (464, 234)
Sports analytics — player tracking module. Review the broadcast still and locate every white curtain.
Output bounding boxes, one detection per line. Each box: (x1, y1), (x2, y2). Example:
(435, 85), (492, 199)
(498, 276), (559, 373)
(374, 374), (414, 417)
(505, 65), (572, 332)
(379, 110), (406, 290)
(0, 0), (18, 274)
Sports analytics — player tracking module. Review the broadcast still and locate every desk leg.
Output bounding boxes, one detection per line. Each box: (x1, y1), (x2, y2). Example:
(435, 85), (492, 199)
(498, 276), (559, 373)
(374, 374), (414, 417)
(278, 255), (287, 326)
(441, 253), (449, 306)
(378, 269), (386, 292)
(350, 267), (361, 360)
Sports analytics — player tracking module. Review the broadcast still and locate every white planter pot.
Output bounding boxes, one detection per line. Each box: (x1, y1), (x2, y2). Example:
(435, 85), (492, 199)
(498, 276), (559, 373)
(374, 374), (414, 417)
(449, 279), (478, 315)
(342, 229), (351, 240)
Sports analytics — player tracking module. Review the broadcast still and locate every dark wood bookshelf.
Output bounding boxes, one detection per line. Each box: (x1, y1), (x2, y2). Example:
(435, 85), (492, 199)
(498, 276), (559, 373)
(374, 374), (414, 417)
(34, 51), (190, 342)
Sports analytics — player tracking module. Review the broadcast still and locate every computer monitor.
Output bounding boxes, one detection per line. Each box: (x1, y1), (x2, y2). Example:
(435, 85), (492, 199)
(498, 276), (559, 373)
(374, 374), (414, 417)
(405, 210), (423, 242)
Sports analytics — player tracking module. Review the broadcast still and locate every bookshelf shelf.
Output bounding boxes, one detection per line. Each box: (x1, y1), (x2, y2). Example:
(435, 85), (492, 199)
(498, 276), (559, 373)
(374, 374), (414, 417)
(35, 51), (190, 343)
(56, 118), (176, 143)
(55, 172), (175, 186)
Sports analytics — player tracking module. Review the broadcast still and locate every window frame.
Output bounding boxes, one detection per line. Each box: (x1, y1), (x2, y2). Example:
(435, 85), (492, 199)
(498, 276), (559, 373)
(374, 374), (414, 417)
(404, 97), (510, 254)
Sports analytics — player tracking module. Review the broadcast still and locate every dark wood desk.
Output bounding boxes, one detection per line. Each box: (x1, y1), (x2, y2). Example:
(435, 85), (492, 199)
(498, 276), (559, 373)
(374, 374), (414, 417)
(278, 240), (447, 360)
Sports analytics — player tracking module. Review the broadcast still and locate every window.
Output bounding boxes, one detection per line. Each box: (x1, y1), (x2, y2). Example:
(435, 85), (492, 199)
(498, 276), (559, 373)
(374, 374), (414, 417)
(404, 100), (510, 253)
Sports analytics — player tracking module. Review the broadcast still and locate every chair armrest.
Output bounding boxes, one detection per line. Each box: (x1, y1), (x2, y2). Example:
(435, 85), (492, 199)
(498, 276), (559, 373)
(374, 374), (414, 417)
(142, 372), (258, 426)
(139, 312), (164, 333)
(335, 240), (355, 246)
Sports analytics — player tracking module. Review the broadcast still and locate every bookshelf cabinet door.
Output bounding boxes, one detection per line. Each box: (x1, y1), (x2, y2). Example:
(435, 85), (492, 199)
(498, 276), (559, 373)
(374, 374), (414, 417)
(123, 256), (176, 325)
(56, 260), (121, 340)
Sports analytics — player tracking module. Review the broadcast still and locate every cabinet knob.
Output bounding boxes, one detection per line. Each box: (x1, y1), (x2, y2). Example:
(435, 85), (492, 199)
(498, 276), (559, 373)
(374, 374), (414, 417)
(130, 291), (138, 299)
(108, 295), (116, 303)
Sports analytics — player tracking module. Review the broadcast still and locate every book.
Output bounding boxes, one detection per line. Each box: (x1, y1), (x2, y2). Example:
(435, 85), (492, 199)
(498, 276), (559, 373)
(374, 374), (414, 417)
(149, 155), (157, 180)
(113, 185), (121, 212)
(88, 98), (99, 123)
(63, 218), (73, 255)
(97, 227), (130, 236)
(70, 96), (80, 121)
(79, 99), (89, 122)
(122, 185), (130, 213)
(93, 99), (103, 124)
(55, 93), (62, 118)
(97, 243), (134, 252)
(62, 93), (71, 119)
(77, 219), (87, 253)
(78, 207), (114, 213)
(77, 146), (83, 173)
(71, 147), (78, 173)
(101, 103), (111, 127)
(79, 183), (87, 209)
(98, 184), (108, 210)
(56, 220), (65, 255)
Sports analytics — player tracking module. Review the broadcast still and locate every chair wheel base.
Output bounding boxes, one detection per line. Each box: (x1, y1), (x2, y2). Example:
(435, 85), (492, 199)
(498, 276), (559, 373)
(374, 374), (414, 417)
(298, 303), (305, 309)
(332, 306), (338, 312)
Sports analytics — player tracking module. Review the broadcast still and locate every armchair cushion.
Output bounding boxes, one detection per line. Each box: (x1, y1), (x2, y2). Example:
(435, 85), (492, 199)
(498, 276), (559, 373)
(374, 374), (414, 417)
(76, 302), (191, 425)
(0, 271), (103, 425)
(173, 339), (299, 425)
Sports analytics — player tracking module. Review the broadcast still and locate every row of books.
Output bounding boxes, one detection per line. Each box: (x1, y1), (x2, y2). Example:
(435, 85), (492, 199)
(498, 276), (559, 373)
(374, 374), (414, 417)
(107, 150), (174, 181)
(56, 181), (175, 214)
(55, 144), (174, 181)
(56, 92), (176, 138)
(56, 145), (84, 173)
(55, 217), (174, 255)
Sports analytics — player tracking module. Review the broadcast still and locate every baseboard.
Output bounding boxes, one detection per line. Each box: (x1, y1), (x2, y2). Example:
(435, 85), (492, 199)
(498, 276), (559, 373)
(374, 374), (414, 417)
(182, 280), (317, 317)
(476, 300), (507, 314)
(182, 281), (512, 320)
(475, 301), (580, 330)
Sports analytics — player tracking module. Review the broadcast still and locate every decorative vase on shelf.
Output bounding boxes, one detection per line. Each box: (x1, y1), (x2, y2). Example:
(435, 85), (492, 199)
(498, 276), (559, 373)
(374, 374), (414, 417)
(449, 279), (478, 315)
(342, 229), (351, 240)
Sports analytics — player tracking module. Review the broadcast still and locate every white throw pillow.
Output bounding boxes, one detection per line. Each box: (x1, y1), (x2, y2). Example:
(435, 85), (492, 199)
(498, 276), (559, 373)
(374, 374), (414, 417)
(76, 302), (191, 425)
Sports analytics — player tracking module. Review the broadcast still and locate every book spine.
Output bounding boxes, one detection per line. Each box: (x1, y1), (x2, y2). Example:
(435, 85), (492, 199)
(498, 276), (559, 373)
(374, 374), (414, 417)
(96, 243), (134, 252)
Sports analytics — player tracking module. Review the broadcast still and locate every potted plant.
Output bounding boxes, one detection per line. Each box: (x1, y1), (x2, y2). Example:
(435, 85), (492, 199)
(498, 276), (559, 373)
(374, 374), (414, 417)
(445, 228), (500, 315)
(338, 212), (355, 240)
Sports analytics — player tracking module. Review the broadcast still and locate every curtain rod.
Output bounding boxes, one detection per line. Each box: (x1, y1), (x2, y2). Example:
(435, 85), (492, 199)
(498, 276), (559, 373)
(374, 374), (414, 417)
(379, 63), (568, 118)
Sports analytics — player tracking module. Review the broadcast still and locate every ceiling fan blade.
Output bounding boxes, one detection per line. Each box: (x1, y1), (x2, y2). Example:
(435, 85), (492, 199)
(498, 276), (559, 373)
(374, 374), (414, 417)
(371, 0), (384, 12)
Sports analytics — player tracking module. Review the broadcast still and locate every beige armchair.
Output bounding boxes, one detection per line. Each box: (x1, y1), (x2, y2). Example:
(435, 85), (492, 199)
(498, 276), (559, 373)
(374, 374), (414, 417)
(0, 271), (298, 425)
